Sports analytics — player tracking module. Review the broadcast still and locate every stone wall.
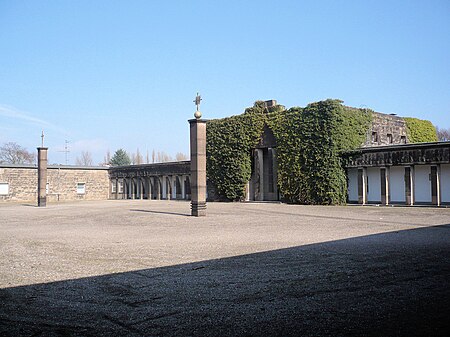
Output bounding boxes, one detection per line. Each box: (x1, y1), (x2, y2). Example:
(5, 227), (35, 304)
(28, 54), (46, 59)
(363, 112), (408, 147)
(0, 165), (109, 203)
(0, 166), (38, 202)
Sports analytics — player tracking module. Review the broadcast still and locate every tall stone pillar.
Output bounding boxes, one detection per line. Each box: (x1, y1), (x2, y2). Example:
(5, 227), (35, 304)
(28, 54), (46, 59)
(255, 149), (264, 201)
(189, 113), (207, 216)
(357, 167), (367, 205)
(380, 167), (389, 205)
(431, 165), (440, 206)
(405, 166), (414, 206)
(37, 147), (48, 207)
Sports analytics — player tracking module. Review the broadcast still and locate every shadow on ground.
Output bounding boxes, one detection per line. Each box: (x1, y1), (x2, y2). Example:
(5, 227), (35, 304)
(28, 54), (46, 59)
(1, 225), (449, 336)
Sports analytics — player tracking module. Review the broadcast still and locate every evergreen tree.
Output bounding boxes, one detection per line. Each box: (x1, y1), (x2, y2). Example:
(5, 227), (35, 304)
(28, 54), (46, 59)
(110, 149), (131, 166)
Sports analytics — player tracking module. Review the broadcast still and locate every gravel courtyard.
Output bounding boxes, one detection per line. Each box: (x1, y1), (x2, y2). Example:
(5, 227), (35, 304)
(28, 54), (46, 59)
(1, 200), (449, 336)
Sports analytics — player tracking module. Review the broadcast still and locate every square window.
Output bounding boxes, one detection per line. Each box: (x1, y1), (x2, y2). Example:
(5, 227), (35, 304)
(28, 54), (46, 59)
(372, 131), (378, 143)
(387, 134), (393, 144)
(77, 183), (86, 194)
(0, 182), (9, 195)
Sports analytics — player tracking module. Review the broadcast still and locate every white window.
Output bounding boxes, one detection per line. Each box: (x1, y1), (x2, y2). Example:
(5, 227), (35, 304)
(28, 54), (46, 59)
(111, 181), (117, 193)
(119, 180), (124, 193)
(0, 182), (9, 195)
(77, 183), (86, 194)
(46, 182), (49, 194)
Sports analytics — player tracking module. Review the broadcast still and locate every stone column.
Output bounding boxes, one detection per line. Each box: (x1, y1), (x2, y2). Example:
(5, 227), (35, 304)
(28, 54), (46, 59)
(155, 177), (161, 200)
(380, 167), (389, 205)
(255, 148), (264, 201)
(37, 147), (48, 207)
(189, 117), (207, 216)
(405, 166), (414, 205)
(180, 176), (186, 200)
(431, 165), (440, 206)
(357, 167), (367, 205)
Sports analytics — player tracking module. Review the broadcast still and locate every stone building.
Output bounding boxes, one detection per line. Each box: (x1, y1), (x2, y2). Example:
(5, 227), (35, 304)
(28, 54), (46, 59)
(1, 101), (448, 206)
(109, 161), (191, 200)
(0, 164), (109, 202)
(346, 141), (450, 206)
(245, 102), (410, 202)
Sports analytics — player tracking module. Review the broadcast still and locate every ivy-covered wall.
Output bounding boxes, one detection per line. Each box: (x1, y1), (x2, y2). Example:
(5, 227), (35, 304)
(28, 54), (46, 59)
(267, 100), (372, 204)
(404, 117), (438, 143)
(206, 99), (437, 204)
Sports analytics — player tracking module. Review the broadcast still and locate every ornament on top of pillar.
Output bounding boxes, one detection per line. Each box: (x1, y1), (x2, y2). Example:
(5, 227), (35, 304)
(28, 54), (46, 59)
(193, 92), (202, 119)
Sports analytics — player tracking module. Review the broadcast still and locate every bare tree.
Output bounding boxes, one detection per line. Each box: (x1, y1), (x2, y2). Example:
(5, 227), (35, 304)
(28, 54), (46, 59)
(175, 152), (188, 161)
(104, 149), (111, 165)
(152, 149), (156, 163)
(436, 126), (450, 141)
(75, 151), (93, 166)
(135, 148), (143, 165)
(155, 151), (172, 163)
(0, 142), (35, 164)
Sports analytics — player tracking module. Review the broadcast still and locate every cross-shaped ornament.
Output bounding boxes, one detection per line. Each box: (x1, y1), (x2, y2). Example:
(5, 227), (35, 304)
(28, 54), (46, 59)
(193, 93), (202, 111)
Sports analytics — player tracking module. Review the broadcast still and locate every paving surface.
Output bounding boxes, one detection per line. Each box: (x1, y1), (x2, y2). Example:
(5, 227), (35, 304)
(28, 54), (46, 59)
(0, 200), (449, 336)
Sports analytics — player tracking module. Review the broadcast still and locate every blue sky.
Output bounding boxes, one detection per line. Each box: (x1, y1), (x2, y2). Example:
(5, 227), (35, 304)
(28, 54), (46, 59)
(1, 0), (449, 165)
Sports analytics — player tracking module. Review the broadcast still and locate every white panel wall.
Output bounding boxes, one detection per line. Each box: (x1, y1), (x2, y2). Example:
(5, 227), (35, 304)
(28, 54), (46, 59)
(440, 164), (450, 203)
(347, 168), (358, 202)
(414, 165), (431, 203)
(389, 166), (405, 203)
(367, 167), (381, 203)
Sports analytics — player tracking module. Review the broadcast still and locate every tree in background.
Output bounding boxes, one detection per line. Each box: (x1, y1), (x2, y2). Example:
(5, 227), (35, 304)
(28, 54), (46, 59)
(110, 149), (131, 166)
(436, 126), (450, 141)
(175, 152), (188, 161)
(75, 151), (93, 166)
(0, 142), (35, 164)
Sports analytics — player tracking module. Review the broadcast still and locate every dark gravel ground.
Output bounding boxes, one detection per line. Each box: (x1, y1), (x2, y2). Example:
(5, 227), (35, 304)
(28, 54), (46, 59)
(0, 201), (449, 336)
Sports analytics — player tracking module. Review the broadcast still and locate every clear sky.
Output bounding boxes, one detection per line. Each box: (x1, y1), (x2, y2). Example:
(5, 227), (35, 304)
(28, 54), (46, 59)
(1, 0), (449, 165)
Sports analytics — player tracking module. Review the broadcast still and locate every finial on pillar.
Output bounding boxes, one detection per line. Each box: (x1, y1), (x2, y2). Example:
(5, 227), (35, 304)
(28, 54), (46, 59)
(41, 130), (45, 147)
(193, 92), (202, 119)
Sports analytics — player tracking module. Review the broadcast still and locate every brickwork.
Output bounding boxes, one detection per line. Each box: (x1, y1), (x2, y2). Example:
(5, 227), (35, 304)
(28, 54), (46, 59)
(0, 166), (38, 202)
(363, 112), (408, 147)
(0, 165), (109, 203)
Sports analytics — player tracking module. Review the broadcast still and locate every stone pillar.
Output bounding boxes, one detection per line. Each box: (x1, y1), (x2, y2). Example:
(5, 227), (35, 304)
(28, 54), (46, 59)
(380, 167), (389, 205)
(255, 148), (264, 201)
(357, 167), (367, 205)
(405, 166), (414, 205)
(271, 148), (278, 200)
(189, 117), (207, 216)
(181, 176), (186, 200)
(37, 147), (48, 207)
(431, 165), (440, 206)
(172, 176), (177, 200)
(155, 177), (161, 200)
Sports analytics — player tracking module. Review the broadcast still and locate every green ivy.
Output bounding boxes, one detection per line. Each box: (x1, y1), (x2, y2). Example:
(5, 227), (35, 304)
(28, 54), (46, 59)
(206, 111), (266, 201)
(267, 100), (372, 204)
(207, 99), (372, 204)
(404, 117), (438, 143)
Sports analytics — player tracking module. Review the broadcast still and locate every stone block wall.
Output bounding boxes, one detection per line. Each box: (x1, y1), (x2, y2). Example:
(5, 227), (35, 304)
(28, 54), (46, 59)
(363, 112), (408, 147)
(46, 167), (110, 202)
(0, 165), (109, 203)
(0, 166), (38, 202)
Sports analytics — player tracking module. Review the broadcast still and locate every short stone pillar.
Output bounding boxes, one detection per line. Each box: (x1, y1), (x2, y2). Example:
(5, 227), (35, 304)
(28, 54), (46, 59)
(37, 147), (48, 207)
(189, 116), (207, 216)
